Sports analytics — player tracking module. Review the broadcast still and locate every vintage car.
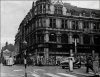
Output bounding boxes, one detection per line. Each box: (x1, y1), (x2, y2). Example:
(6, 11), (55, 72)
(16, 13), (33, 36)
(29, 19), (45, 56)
(60, 57), (81, 69)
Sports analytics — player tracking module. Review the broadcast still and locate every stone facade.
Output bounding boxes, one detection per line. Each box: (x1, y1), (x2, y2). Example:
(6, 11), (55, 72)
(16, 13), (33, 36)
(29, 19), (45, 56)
(15, 0), (100, 65)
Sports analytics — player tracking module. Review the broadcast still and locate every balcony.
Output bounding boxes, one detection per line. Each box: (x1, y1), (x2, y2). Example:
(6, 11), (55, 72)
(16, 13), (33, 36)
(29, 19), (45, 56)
(90, 29), (100, 33)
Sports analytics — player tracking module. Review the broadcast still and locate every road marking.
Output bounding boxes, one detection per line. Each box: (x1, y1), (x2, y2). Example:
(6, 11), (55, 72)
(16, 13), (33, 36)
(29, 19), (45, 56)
(57, 73), (77, 77)
(44, 73), (60, 77)
(32, 73), (40, 77)
(13, 69), (23, 71)
(1, 73), (16, 76)
(33, 69), (45, 71)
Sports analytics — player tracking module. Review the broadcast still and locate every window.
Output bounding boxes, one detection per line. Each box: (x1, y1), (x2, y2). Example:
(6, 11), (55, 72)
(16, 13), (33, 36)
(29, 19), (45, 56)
(53, 19), (56, 28)
(72, 21), (75, 30)
(76, 21), (79, 30)
(49, 18), (56, 28)
(94, 35), (100, 45)
(83, 21), (89, 29)
(40, 5), (42, 13)
(93, 22), (100, 30)
(83, 35), (90, 45)
(50, 19), (52, 28)
(72, 21), (79, 30)
(49, 33), (56, 42)
(65, 20), (68, 29)
(37, 34), (44, 43)
(61, 19), (64, 29)
(61, 34), (68, 43)
(61, 19), (68, 29)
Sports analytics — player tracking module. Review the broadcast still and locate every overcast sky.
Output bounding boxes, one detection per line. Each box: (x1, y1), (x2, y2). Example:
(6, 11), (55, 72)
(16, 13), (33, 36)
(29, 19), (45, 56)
(1, 0), (100, 48)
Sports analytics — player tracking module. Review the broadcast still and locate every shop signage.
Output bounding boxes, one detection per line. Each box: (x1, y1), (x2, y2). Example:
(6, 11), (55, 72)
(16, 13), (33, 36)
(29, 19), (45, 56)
(57, 45), (62, 48)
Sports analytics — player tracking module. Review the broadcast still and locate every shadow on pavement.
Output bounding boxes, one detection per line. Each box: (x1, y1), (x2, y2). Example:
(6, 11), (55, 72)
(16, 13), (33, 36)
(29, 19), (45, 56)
(87, 75), (100, 77)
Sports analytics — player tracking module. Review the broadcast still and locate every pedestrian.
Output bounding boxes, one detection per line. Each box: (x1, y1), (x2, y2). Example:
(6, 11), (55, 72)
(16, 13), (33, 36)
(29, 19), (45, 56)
(85, 55), (96, 74)
(68, 56), (75, 72)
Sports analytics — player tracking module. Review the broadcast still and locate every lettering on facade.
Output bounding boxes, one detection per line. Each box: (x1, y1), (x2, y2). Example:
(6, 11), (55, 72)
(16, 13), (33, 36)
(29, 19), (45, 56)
(57, 45), (62, 48)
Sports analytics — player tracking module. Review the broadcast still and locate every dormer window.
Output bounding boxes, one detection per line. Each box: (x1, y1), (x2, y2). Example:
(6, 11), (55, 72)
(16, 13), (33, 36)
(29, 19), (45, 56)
(81, 10), (86, 16)
(91, 11), (96, 17)
(54, 6), (62, 15)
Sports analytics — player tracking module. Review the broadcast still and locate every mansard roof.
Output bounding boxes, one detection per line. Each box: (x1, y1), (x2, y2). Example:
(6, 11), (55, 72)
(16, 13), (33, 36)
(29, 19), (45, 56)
(63, 3), (100, 16)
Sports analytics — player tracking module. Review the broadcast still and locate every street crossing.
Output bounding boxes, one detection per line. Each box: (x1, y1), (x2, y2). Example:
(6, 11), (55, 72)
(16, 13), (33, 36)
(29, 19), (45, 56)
(57, 73), (77, 77)
(31, 72), (78, 77)
(1, 67), (100, 77)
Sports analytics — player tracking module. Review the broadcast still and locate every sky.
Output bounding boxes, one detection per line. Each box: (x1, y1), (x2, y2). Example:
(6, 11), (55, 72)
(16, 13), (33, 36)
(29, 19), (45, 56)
(1, 0), (100, 48)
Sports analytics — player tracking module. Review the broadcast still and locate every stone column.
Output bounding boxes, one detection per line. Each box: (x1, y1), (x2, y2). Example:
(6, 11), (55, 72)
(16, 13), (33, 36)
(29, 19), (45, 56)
(44, 31), (49, 65)
(70, 49), (73, 57)
(44, 48), (49, 65)
(92, 50), (95, 59)
(69, 33), (73, 56)
(44, 31), (49, 42)
(56, 19), (61, 29)
(69, 33), (73, 44)
(79, 21), (83, 30)
(90, 22), (93, 30)
(80, 35), (83, 44)
(35, 49), (38, 65)
(57, 32), (61, 43)
(91, 35), (94, 44)
(50, 5), (54, 14)
(46, 18), (50, 28)
(69, 20), (72, 29)
(63, 6), (67, 15)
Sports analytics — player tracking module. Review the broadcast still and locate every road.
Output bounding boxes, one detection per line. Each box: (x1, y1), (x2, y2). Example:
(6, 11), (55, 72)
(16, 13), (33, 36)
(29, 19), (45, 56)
(0, 64), (99, 77)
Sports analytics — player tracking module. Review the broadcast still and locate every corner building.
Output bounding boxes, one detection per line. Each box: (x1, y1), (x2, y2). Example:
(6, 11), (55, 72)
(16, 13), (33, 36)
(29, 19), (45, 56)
(15, 0), (100, 65)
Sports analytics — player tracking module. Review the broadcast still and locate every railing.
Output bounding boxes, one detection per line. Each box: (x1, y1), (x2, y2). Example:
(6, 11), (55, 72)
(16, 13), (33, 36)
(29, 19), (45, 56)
(90, 29), (100, 33)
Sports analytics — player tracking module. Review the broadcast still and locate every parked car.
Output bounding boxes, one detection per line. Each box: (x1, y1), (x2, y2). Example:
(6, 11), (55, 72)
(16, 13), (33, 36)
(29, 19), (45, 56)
(60, 57), (81, 69)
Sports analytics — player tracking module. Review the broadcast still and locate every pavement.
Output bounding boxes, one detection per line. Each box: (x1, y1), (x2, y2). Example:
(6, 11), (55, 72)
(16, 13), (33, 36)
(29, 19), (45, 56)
(0, 64), (100, 77)
(69, 66), (100, 77)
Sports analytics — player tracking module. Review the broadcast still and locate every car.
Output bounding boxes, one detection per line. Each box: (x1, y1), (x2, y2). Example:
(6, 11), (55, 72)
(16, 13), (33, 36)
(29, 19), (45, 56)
(60, 57), (81, 69)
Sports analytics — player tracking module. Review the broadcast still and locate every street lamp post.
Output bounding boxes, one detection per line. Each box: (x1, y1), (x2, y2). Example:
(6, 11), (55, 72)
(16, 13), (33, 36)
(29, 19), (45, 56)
(73, 34), (78, 57)
(23, 40), (27, 77)
(75, 38), (77, 56)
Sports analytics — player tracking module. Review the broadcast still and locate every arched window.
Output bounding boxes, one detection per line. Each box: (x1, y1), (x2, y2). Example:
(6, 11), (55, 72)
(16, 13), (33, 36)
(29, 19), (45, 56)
(49, 33), (56, 42)
(61, 34), (68, 43)
(83, 35), (90, 44)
